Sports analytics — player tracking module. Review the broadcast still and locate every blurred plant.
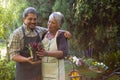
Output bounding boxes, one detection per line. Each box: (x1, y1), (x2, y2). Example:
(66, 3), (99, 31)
(92, 61), (108, 70)
(67, 55), (108, 73)
(99, 51), (120, 71)
(67, 56), (83, 69)
(89, 61), (108, 73)
(0, 59), (15, 80)
(82, 58), (94, 67)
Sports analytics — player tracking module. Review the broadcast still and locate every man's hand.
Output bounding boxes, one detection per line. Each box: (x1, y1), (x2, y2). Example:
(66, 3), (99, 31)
(64, 31), (72, 39)
(27, 57), (41, 64)
(58, 30), (72, 39)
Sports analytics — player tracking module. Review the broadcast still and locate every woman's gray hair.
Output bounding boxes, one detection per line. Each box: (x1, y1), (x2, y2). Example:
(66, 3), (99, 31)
(49, 12), (64, 27)
(23, 7), (38, 18)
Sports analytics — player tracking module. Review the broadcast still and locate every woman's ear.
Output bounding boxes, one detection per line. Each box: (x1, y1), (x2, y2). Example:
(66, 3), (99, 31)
(57, 24), (61, 29)
(58, 26), (61, 29)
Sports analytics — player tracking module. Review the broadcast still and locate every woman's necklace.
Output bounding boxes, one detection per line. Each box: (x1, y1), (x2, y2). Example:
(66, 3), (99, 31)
(46, 33), (55, 40)
(46, 33), (55, 51)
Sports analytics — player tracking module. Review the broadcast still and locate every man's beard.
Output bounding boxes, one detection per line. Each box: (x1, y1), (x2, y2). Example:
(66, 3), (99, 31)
(25, 23), (36, 30)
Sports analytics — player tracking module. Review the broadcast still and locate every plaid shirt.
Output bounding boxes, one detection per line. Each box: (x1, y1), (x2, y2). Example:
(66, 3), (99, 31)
(8, 24), (47, 58)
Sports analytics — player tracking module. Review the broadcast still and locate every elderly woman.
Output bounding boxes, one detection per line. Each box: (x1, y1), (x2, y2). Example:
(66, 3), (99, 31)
(37, 12), (68, 80)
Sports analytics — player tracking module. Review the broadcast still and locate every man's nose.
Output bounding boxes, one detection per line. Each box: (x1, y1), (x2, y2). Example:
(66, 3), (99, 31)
(31, 19), (36, 23)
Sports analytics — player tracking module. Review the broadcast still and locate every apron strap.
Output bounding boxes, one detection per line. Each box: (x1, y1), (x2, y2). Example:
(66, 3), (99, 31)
(22, 26), (41, 47)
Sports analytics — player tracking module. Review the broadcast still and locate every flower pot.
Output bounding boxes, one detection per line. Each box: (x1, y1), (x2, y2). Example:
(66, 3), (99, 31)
(69, 69), (81, 80)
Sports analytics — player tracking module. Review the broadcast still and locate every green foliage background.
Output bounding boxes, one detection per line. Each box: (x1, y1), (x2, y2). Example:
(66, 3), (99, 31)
(1, 0), (119, 54)
(0, 59), (15, 80)
(0, 0), (120, 79)
(0, 0), (120, 60)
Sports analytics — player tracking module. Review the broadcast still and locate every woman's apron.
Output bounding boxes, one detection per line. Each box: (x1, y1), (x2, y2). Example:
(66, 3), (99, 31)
(42, 31), (65, 80)
(15, 27), (42, 80)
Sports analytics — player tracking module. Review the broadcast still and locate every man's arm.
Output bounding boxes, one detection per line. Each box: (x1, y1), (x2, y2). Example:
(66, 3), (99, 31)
(38, 26), (72, 39)
(8, 31), (40, 64)
(12, 54), (41, 64)
(59, 30), (72, 39)
(12, 54), (29, 62)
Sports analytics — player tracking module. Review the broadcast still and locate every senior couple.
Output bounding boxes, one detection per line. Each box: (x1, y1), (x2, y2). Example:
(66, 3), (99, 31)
(8, 7), (70, 80)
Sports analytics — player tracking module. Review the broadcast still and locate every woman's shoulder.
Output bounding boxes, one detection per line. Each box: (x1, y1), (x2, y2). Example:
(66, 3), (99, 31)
(58, 30), (64, 35)
(56, 31), (66, 41)
(57, 31), (65, 37)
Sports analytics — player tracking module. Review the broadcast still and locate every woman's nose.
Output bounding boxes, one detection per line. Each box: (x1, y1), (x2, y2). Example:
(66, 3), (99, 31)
(48, 22), (52, 26)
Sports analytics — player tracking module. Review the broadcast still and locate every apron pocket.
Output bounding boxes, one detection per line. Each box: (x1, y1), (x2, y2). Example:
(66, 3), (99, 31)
(42, 62), (58, 78)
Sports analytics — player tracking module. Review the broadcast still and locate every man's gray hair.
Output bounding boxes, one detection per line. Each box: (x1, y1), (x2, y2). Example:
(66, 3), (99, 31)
(49, 12), (64, 27)
(23, 7), (37, 18)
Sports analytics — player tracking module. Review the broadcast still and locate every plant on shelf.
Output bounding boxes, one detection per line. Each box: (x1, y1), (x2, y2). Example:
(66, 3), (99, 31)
(89, 61), (109, 73)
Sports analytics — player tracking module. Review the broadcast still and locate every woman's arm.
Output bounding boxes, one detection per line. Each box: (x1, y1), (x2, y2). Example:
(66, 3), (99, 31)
(56, 32), (68, 58)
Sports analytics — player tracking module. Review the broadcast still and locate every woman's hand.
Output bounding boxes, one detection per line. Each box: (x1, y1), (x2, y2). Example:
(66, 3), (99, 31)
(36, 50), (47, 57)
